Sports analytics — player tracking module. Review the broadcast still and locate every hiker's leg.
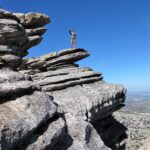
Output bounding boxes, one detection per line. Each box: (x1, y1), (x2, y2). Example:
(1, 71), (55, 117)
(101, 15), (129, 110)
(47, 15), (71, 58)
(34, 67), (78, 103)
(74, 38), (76, 48)
(71, 39), (75, 48)
(72, 38), (76, 48)
(71, 38), (73, 48)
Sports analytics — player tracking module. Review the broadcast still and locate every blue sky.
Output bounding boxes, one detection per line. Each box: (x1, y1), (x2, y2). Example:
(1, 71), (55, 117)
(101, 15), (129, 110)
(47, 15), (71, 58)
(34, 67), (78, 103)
(1, 0), (150, 91)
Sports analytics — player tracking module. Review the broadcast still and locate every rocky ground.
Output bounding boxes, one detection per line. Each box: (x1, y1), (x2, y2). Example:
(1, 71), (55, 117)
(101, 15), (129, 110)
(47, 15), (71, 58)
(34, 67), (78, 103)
(138, 138), (150, 150)
(122, 91), (150, 113)
(114, 111), (150, 150)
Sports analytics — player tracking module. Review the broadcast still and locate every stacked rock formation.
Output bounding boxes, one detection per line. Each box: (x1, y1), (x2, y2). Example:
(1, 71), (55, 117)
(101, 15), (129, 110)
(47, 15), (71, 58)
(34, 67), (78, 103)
(0, 8), (127, 150)
(20, 49), (127, 149)
(0, 9), (64, 150)
(20, 48), (126, 124)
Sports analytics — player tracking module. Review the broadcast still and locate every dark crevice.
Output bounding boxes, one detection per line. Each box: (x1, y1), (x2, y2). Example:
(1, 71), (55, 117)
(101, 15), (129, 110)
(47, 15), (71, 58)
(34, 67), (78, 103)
(46, 113), (74, 150)
(85, 125), (92, 144)
(42, 78), (100, 92)
(40, 74), (101, 86)
(14, 112), (74, 150)
(0, 87), (38, 105)
(92, 115), (128, 150)
(14, 113), (60, 150)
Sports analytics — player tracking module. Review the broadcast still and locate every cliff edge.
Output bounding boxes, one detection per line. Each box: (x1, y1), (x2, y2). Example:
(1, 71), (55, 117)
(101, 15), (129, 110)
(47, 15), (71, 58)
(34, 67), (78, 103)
(0, 8), (127, 150)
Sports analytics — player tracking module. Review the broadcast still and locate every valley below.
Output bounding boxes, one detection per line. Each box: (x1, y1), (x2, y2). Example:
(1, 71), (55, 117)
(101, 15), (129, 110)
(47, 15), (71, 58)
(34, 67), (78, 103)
(114, 91), (150, 150)
(122, 91), (150, 113)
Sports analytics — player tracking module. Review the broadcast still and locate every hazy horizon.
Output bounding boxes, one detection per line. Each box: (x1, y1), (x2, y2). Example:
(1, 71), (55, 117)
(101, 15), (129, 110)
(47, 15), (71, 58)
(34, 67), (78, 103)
(1, 0), (150, 92)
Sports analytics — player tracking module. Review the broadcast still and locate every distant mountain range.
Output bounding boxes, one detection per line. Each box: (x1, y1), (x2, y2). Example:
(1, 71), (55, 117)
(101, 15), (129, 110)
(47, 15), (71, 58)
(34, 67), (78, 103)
(121, 91), (150, 113)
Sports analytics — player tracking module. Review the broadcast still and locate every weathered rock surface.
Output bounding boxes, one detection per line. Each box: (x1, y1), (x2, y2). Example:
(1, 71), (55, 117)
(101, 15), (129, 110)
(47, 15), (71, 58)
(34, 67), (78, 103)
(18, 117), (66, 150)
(0, 9), (58, 150)
(63, 115), (111, 150)
(0, 92), (57, 150)
(48, 82), (125, 122)
(21, 49), (126, 123)
(20, 47), (127, 149)
(0, 8), (129, 150)
(13, 12), (50, 28)
(0, 9), (19, 21)
(21, 48), (89, 71)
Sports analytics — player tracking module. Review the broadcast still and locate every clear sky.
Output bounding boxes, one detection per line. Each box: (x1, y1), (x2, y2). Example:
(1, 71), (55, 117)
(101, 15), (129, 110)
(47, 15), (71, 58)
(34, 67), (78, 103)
(1, 0), (150, 92)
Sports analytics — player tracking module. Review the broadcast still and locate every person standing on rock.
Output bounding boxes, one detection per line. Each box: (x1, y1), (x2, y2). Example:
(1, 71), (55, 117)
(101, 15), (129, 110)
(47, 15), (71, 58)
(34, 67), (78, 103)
(69, 29), (76, 48)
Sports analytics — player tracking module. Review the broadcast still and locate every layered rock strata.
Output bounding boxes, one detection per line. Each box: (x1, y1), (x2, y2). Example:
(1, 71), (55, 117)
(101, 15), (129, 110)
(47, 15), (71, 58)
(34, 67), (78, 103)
(0, 8), (127, 150)
(20, 48), (127, 149)
(0, 9), (62, 150)
(21, 48), (126, 123)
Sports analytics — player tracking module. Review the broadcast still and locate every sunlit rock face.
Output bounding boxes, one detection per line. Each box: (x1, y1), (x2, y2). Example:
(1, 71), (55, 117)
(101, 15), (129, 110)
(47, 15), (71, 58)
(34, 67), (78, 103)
(21, 48), (126, 123)
(0, 8), (50, 69)
(20, 47), (127, 150)
(0, 9), (58, 150)
(0, 8), (127, 150)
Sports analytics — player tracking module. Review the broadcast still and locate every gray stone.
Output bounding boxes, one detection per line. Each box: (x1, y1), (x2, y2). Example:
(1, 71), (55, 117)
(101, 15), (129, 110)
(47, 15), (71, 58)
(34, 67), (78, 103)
(1, 54), (22, 69)
(28, 59), (45, 69)
(46, 63), (79, 71)
(0, 8), (128, 150)
(0, 80), (39, 99)
(0, 19), (27, 47)
(0, 8), (49, 69)
(0, 45), (20, 56)
(0, 69), (30, 83)
(0, 9), (19, 21)
(43, 77), (100, 92)
(13, 12), (50, 28)
(48, 81), (126, 122)
(57, 48), (88, 57)
(45, 51), (89, 67)
(32, 67), (93, 80)
(0, 91), (57, 150)
(36, 70), (101, 86)
(25, 118), (66, 150)
(28, 35), (43, 48)
(0, 9), (58, 150)
(64, 115), (110, 150)
(22, 48), (89, 70)
(26, 28), (47, 36)
(0, 19), (24, 37)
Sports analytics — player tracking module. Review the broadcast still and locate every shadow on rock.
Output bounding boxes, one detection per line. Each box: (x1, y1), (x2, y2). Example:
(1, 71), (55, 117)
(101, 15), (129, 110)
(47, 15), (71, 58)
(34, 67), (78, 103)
(93, 115), (128, 150)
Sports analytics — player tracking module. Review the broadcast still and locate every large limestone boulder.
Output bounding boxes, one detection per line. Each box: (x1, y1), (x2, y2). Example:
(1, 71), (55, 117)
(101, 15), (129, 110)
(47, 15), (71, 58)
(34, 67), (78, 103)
(20, 48), (127, 150)
(21, 48), (126, 123)
(64, 115), (110, 150)
(0, 92), (57, 150)
(18, 117), (66, 150)
(13, 12), (50, 28)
